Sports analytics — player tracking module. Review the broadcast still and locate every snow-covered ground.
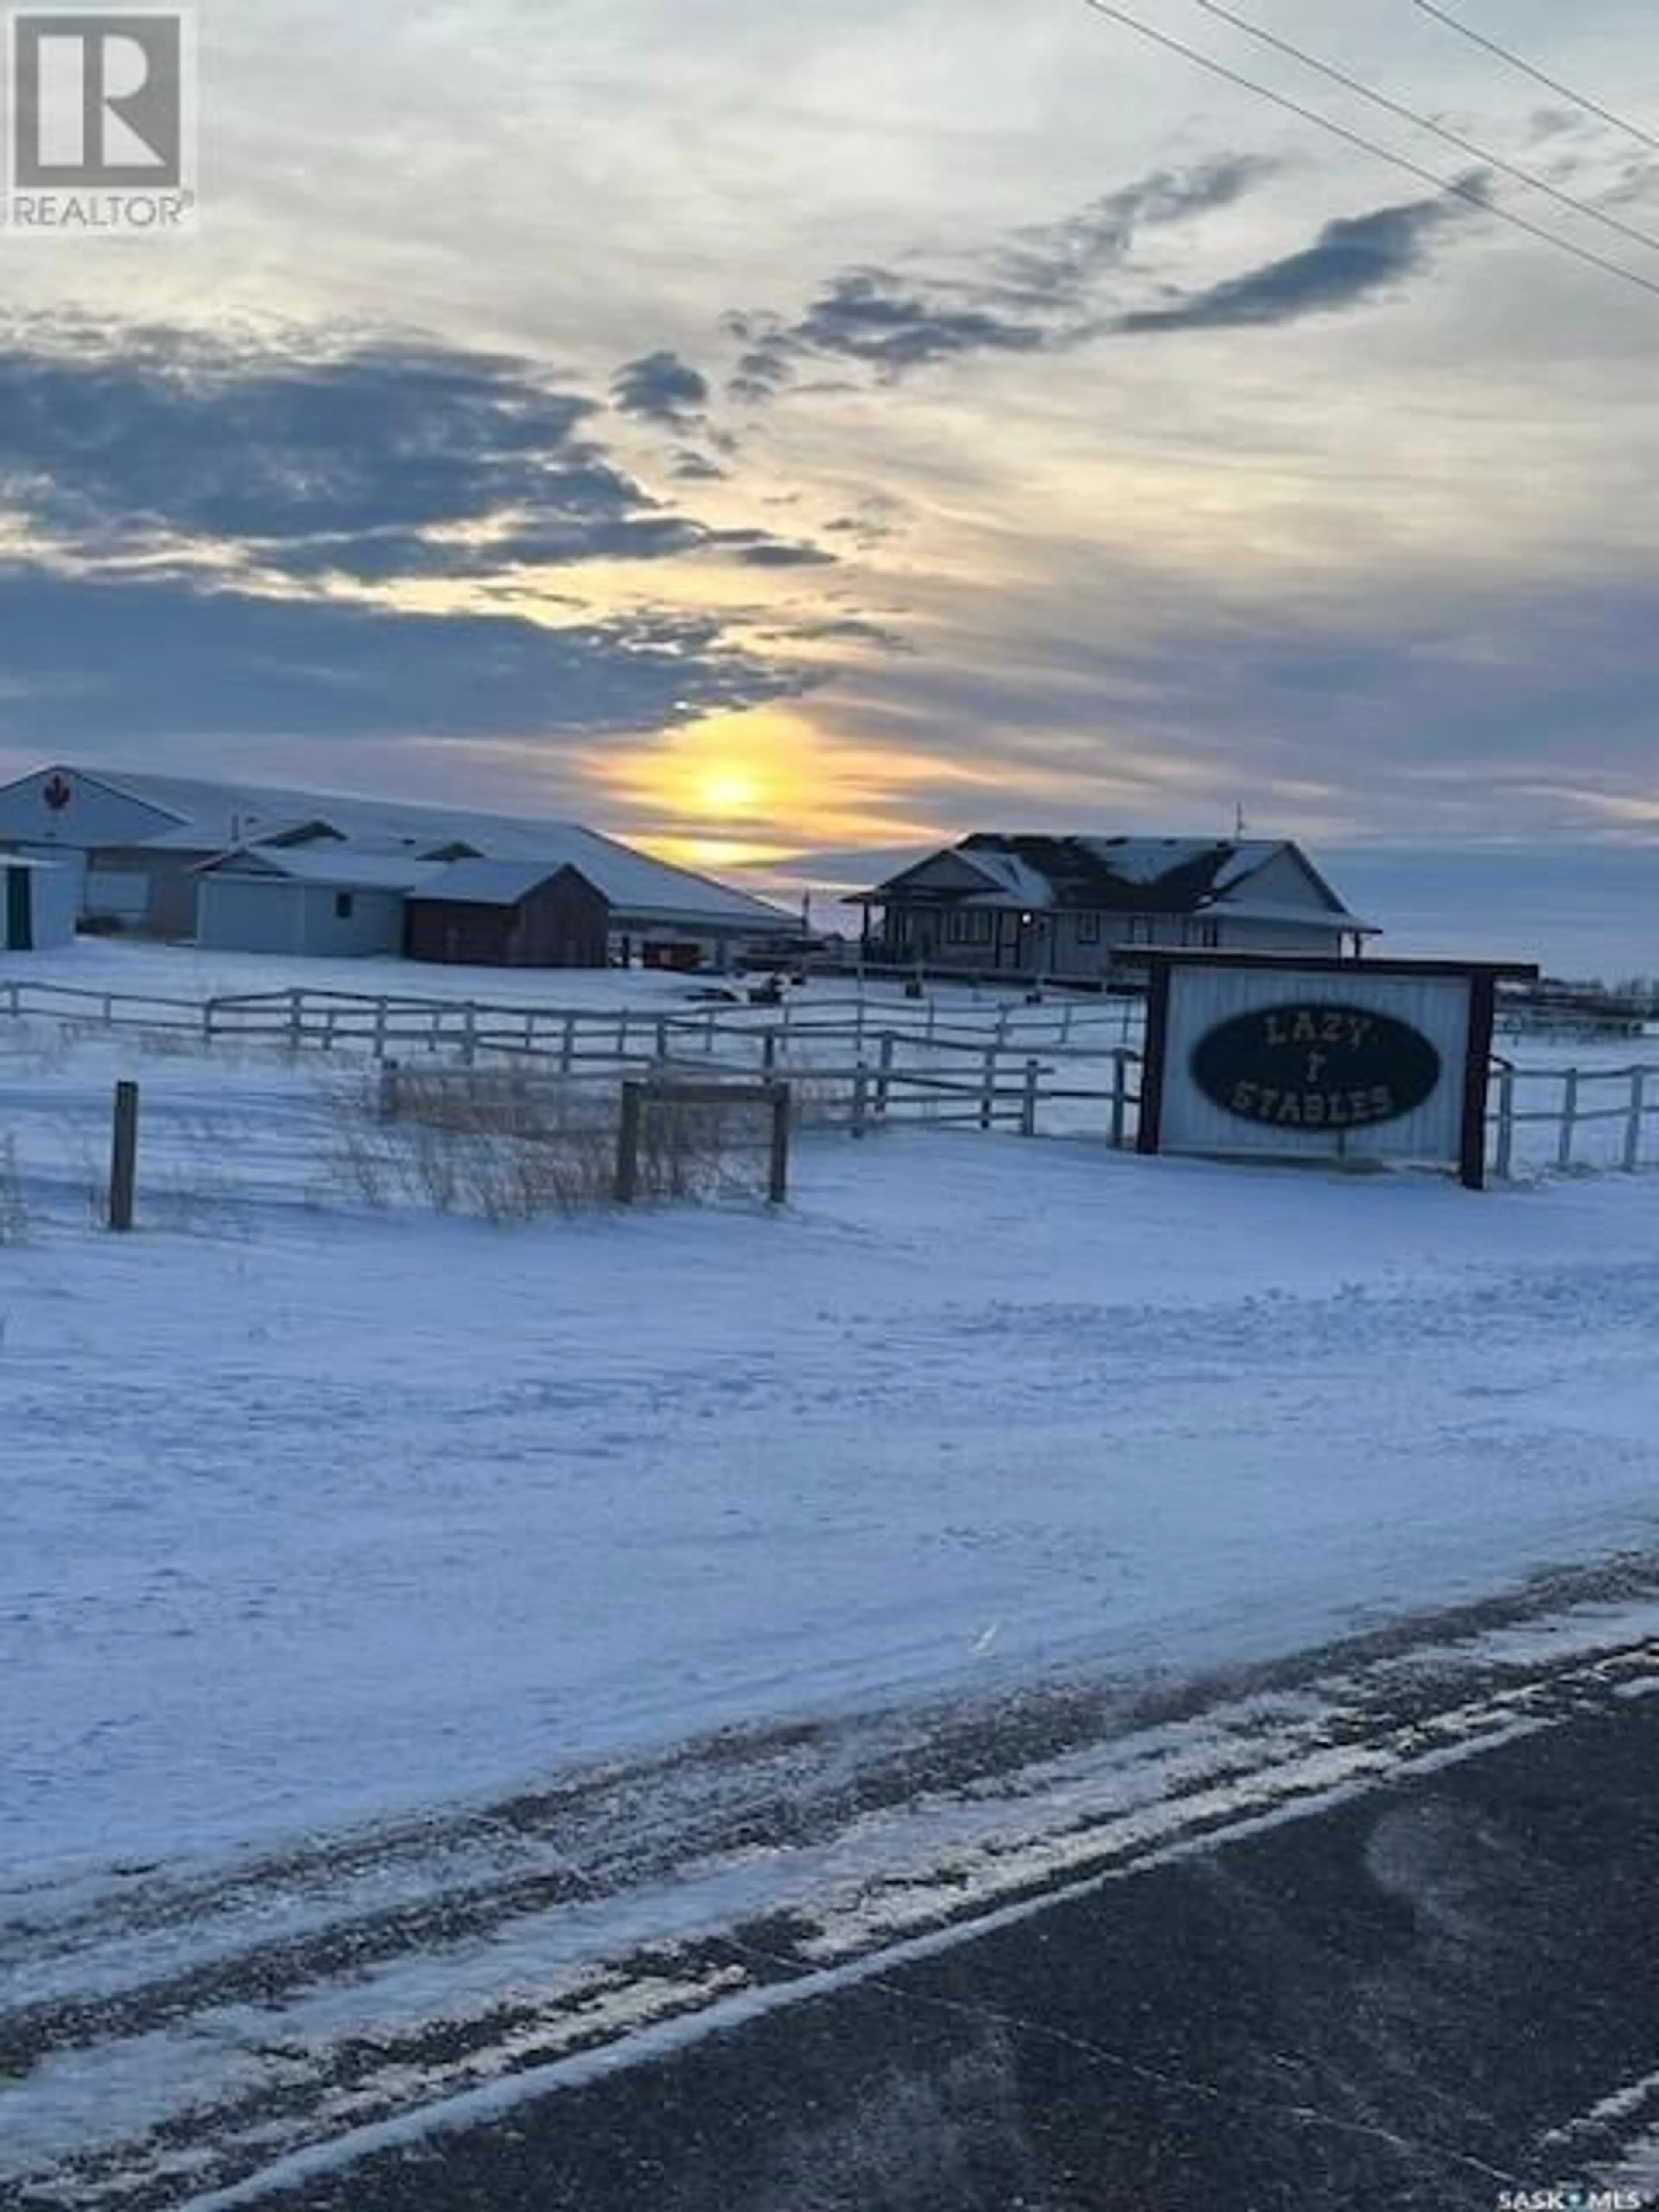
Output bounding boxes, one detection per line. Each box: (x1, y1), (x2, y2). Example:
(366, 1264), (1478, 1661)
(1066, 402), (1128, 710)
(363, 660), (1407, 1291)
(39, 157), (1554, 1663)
(4, 939), (1659, 1899)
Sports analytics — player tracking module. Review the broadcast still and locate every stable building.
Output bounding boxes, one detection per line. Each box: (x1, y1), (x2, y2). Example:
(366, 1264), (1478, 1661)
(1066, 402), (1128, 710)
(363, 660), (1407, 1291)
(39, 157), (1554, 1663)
(0, 762), (795, 960)
(405, 860), (610, 968)
(849, 835), (1376, 982)
(1, 855), (77, 951)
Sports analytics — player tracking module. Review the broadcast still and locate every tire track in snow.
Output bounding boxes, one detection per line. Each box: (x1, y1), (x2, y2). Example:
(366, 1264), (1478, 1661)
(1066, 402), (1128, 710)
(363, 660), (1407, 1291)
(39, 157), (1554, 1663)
(3, 1559), (1658, 2212)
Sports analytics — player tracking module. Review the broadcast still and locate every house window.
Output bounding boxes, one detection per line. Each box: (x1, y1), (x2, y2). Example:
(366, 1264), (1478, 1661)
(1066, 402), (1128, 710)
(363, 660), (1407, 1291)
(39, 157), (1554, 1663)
(1076, 913), (1101, 944)
(1125, 915), (1155, 945)
(334, 891), (355, 921)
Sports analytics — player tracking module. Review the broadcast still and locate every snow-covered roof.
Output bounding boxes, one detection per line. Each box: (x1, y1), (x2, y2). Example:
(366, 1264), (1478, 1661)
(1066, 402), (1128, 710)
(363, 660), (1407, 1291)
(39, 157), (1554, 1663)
(203, 845), (448, 891)
(413, 858), (584, 907)
(855, 834), (1368, 928)
(1075, 836), (1283, 889)
(36, 765), (791, 933)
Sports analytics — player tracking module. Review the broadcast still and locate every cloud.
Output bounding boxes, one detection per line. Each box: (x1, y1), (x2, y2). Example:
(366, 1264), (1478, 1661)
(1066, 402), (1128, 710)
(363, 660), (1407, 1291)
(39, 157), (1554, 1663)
(995, 158), (1270, 301)
(0, 322), (827, 584)
(726, 157), (1273, 396)
(1117, 188), (1469, 335)
(0, 569), (813, 746)
(612, 348), (711, 425)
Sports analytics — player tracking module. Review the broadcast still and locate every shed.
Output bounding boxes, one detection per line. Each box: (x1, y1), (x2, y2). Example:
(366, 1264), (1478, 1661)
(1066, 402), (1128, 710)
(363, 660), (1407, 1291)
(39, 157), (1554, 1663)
(195, 846), (445, 957)
(2, 855), (78, 951)
(405, 860), (610, 968)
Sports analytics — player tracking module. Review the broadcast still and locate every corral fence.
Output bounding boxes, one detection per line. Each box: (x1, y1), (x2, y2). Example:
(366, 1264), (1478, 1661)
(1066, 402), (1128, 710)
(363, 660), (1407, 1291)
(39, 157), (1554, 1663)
(1487, 1058), (1659, 1177)
(6, 975), (1659, 1174)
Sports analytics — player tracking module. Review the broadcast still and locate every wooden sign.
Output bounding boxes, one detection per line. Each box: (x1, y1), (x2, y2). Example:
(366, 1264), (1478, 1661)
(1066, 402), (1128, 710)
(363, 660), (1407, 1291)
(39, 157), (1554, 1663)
(1191, 1001), (1441, 1132)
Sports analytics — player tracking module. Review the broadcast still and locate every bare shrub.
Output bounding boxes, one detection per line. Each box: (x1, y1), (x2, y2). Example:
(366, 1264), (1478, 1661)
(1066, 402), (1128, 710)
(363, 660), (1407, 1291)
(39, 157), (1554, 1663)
(321, 1065), (769, 1221)
(0, 1135), (30, 1243)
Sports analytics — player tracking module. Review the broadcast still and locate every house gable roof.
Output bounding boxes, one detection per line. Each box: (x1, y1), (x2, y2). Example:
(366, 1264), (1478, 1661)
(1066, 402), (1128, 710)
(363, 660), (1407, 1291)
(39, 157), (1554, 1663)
(411, 858), (605, 908)
(853, 835), (1372, 929)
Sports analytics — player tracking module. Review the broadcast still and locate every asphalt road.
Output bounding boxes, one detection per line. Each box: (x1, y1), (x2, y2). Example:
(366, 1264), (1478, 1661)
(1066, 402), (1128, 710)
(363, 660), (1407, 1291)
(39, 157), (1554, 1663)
(6, 1564), (1658, 2212)
(245, 1688), (1659, 2212)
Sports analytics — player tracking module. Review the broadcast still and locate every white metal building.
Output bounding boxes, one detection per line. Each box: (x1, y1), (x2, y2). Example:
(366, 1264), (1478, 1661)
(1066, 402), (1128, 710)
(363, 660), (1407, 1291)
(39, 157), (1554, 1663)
(0, 762), (793, 957)
(1, 855), (78, 951)
(195, 848), (446, 959)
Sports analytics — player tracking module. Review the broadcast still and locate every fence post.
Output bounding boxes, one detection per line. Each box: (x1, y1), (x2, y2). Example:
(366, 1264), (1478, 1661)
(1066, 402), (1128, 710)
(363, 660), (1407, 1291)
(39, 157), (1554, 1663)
(1020, 1057), (1040, 1138)
(378, 1059), (402, 1122)
(851, 1062), (869, 1139)
(767, 1081), (791, 1205)
(614, 1079), (645, 1203)
(1557, 1067), (1580, 1171)
(1491, 1061), (1516, 1181)
(1624, 1067), (1647, 1172)
(372, 998), (389, 1060)
(461, 1002), (477, 1068)
(108, 1080), (140, 1232)
(654, 1014), (669, 1063)
(762, 1030), (779, 1075)
(561, 1014), (576, 1077)
(875, 1031), (896, 1119)
(979, 1044), (998, 1131)
(1109, 1052), (1130, 1150)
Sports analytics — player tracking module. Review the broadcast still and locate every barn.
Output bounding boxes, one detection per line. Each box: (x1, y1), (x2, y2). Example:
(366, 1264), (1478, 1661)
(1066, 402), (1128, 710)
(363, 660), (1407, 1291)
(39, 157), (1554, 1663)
(0, 763), (795, 962)
(405, 860), (611, 968)
(1, 855), (78, 951)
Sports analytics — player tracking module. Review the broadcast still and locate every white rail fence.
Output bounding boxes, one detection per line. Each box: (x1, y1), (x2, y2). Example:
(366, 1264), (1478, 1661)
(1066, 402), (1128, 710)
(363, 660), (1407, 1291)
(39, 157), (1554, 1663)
(1488, 1059), (1659, 1176)
(0, 978), (1140, 1062)
(5, 977), (1659, 1174)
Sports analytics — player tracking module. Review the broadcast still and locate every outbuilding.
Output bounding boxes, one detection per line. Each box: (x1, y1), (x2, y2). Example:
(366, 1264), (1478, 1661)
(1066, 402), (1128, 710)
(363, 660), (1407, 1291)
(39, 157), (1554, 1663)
(1, 855), (78, 951)
(195, 846), (445, 958)
(405, 859), (611, 968)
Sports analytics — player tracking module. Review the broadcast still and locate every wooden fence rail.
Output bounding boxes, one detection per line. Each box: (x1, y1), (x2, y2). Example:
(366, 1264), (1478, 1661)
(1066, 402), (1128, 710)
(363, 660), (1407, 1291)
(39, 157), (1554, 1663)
(7, 976), (1658, 1176)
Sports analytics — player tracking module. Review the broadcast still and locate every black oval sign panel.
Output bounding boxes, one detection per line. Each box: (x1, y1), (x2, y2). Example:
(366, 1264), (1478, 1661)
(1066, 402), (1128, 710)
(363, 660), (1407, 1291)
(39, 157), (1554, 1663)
(1191, 1001), (1442, 1132)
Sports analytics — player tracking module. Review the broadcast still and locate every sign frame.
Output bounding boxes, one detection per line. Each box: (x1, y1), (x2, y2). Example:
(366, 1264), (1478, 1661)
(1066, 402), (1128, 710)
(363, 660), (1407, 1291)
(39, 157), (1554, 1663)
(1135, 952), (1538, 1190)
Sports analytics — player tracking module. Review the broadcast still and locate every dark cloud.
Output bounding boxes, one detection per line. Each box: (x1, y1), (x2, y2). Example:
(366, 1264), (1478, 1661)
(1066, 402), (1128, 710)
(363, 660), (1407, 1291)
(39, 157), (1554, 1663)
(611, 348), (711, 426)
(0, 322), (826, 583)
(0, 569), (811, 744)
(788, 615), (914, 654)
(669, 449), (727, 482)
(712, 530), (836, 569)
(726, 159), (1274, 397)
(1117, 188), (1468, 335)
(995, 158), (1271, 301)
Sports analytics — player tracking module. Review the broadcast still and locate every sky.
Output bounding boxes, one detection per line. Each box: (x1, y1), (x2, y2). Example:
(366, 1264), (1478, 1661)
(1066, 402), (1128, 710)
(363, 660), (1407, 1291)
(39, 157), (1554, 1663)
(0, 0), (1656, 893)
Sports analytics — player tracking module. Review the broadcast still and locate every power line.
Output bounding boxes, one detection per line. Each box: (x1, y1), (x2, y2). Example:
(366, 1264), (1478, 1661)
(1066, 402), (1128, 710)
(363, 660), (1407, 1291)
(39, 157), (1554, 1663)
(1185, 0), (1659, 257)
(1075, 0), (1659, 305)
(1409, 0), (1659, 156)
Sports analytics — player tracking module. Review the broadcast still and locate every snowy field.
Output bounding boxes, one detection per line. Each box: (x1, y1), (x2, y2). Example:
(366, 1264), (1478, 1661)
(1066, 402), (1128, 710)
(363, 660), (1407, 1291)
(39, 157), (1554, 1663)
(4, 939), (1659, 1899)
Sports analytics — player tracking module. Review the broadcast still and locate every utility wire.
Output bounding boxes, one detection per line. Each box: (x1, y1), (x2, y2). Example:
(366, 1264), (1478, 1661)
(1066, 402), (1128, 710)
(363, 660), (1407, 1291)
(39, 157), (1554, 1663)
(1409, 0), (1659, 155)
(1075, 0), (1659, 305)
(1185, 0), (1659, 257)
